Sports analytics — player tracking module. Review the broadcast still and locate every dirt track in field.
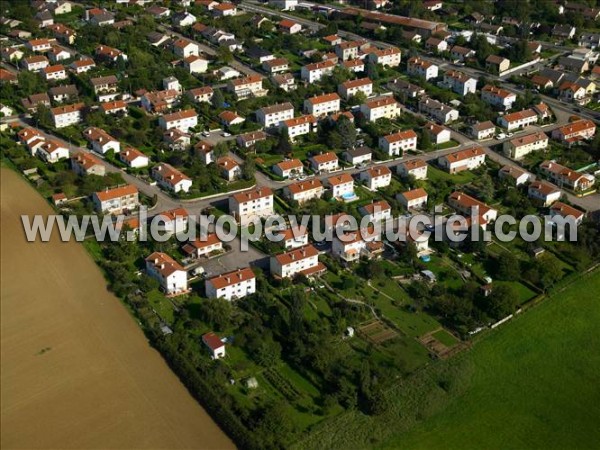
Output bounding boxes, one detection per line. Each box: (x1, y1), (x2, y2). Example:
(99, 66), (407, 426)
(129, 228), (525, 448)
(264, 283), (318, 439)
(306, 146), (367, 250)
(1, 168), (234, 450)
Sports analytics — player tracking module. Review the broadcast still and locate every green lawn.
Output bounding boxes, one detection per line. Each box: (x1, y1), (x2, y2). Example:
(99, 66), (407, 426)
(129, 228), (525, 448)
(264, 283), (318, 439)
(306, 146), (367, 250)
(380, 269), (600, 450)
(494, 280), (537, 304)
(432, 329), (459, 347)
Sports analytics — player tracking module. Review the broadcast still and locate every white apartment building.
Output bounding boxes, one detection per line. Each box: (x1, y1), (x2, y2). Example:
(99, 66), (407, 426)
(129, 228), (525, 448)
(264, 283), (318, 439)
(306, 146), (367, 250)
(284, 179), (324, 203)
(438, 147), (486, 174)
(503, 131), (549, 160)
(551, 119), (596, 143)
(379, 130), (417, 156)
(270, 245), (324, 278)
(309, 152), (339, 173)
(326, 173), (354, 198)
(397, 159), (428, 180)
(338, 77), (373, 100)
(367, 47), (401, 67)
(51, 103), (84, 128)
(481, 84), (517, 110)
(360, 96), (401, 122)
(300, 60), (335, 83)
(227, 75), (267, 99)
(145, 252), (188, 295)
(359, 165), (392, 190)
(497, 108), (538, 131)
(335, 41), (360, 61)
(205, 268), (256, 300)
(256, 102), (294, 128)
(407, 57), (439, 80)
(158, 109), (198, 132)
(281, 114), (315, 141)
(92, 184), (139, 214)
(304, 93), (341, 117)
(229, 187), (274, 225)
(443, 70), (477, 96)
(186, 86), (213, 103)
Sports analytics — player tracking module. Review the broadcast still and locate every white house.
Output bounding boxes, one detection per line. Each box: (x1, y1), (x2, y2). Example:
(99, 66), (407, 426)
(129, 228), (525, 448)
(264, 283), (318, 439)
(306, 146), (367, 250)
(23, 55), (49, 71)
(301, 60), (335, 83)
(470, 121), (496, 140)
(398, 188), (428, 209)
(228, 75), (267, 99)
(229, 187), (274, 225)
(418, 97), (459, 124)
(448, 191), (498, 226)
(213, 2), (237, 17)
(326, 173), (354, 198)
(360, 165), (392, 190)
(37, 140), (69, 163)
(186, 86), (213, 103)
(217, 156), (242, 181)
(51, 103), (84, 128)
(343, 147), (372, 166)
(367, 47), (401, 67)
(155, 207), (190, 234)
(145, 252), (188, 295)
(92, 184), (139, 215)
(309, 152), (338, 173)
(184, 55), (208, 74)
(71, 152), (106, 177)
(275, 227), (309, 249)
(119, 147), (149, 168)
(331, 229), (384, 263)
(183, 233), (223, 259)
(438, 147), (486, 174)
(481, 84), (517, 110)
(304, 93), (341, 117)
(407, 57), (439, 80)
(158, 109), (198, 132)
(379, 130), (418, 156)
(397, 159), (428, 180)
(498, 165), (534, 186)
(338, 77), (373, 100)
(551, 119), (596, 144)
(497, 108), (538, 131)
(273, 159), (304, 178)
(528, 180), (562, 206)
(173, 38), (199, 58)
(503, 131), (549, 160)
(270, 245), (325, 278)
(205, 268), (256, 301)
(443, 70), (477, 96)
(360, 96), (401, 122)
(202, 332), (226, 359)
(281, 115), (316, 141)
(256, 102), (294, 128)
(550, 202), (585, 226)
(269, 0), (298, 10)
(83, 127), (120, 155)
(284, 179), (324, 204)
(152, 163), (193, 193)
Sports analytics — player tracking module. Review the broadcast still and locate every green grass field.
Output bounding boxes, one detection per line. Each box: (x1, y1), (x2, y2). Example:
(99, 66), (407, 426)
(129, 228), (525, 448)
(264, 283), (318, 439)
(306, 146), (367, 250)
(380, 269), (600, 450)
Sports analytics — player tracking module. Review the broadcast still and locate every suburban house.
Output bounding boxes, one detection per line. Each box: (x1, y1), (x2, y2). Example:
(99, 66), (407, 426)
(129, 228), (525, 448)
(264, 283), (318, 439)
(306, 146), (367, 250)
(558, 82), (589, 105)
(270, 245), (325, 278)
(237, 130), (267, 148)
(71, 152), (106, 177)
(262, 57), (289, 74)
(360, 165), (392, 190)
(419, 97), (459, 124)
(443, 70), (477, 96)
(27, 38), (52, 52)
(331, 229), (384, 263)
(343, 147), (372, 166)
(379, 130), (418, 156)
(281, 115), (316, 141)
(227, 75), (267, 99)
(338, 77), (373, 100)
(326, 173), (354, 198)
(184, 55), (209, 74)
(423, 122), (451, 145)
(360, 96), (401, 122)
(83, 127), (120, 155)
(256, 102), (295, 128)
(498, 165), (534, 186)
(270, 0), (299, 10)
(528, 180), (562, 206)
(36, 140), (69, 163)
(186, 86), (213, 103)
(481, 84), (517, 110)
(551, 119), (596, 144)
(100, 100), (127, 115)
(43, 64), (67, 81)
(398, 188), (428, 209)
(275, 227), (309, 249)
(284, 179), (325, 204)
(397, 159), (428, 180)
(217, 156), (241, 181)
(407, 57), (439, 80)
(92, 184), (139, 214)
(304, 93), (341, 117)
(119, 147), (149, 168)
(300, 60), (335, 83)
(90, 75), (119, 96)
(70, 58), (96, 73)
(279, 19), (302, 34)
(152, 163), (193, 193)
(335, 41), (360, 61)
(503, 131), (549, 160)
(172, 11), (197, 27)
(425, 37), (448, 52)
(158, 109), (198, 132)
(448, 191), (498, 227)
(173, 38), (199, 58)
(485, 55), (510, 74)
(202, 332), (225, 359)
(49, 47), (72, 62)
(21, 93), (51, 111)
(95, 45), (127, 63)
(438, 147), (486, 174)
(163, 129), (191, 150)
(155, 208), (189, 234)
(183, 233), (223, 259)
(470, 121), (496, 140)
(195, 141), (214, 165)
(272, 159), (304, 178)
(550, 202), (585, 226)
(219, 111), (245, 127)
(229, 187), (274, 225)
(271, 73), (296, 91)
(497, 108), (538, 131)
(309, 152), (339, 173)
(22, 55), (50, 71)
(145, 252), (188, 295)
(539, 160), (594, 191)
(205, 267), (256, 301)
(367, 47), (402, 67)
(359, 200), (392, 223)
(213, 2), (237, 17)
(51, 102), (84, 128)
(342, 59), (365, 73)
(450, 45), (476, 62)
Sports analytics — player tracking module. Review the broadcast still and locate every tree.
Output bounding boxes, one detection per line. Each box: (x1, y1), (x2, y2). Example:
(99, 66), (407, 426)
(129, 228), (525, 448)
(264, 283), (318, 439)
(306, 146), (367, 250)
(336, 115), (357, 150)
(211, 89), (225, 109)
(217, 45), (233, 64)
(486, 284), (518, 319)
(420, 129), (432, 150)
(472, 34), (493, 65)
(366, 61), (379, 80)
(496, 252), (521, 281)
(242, 157), (255, 180)
(277, 130), (292, 155)
(346, 91), (366, 107)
